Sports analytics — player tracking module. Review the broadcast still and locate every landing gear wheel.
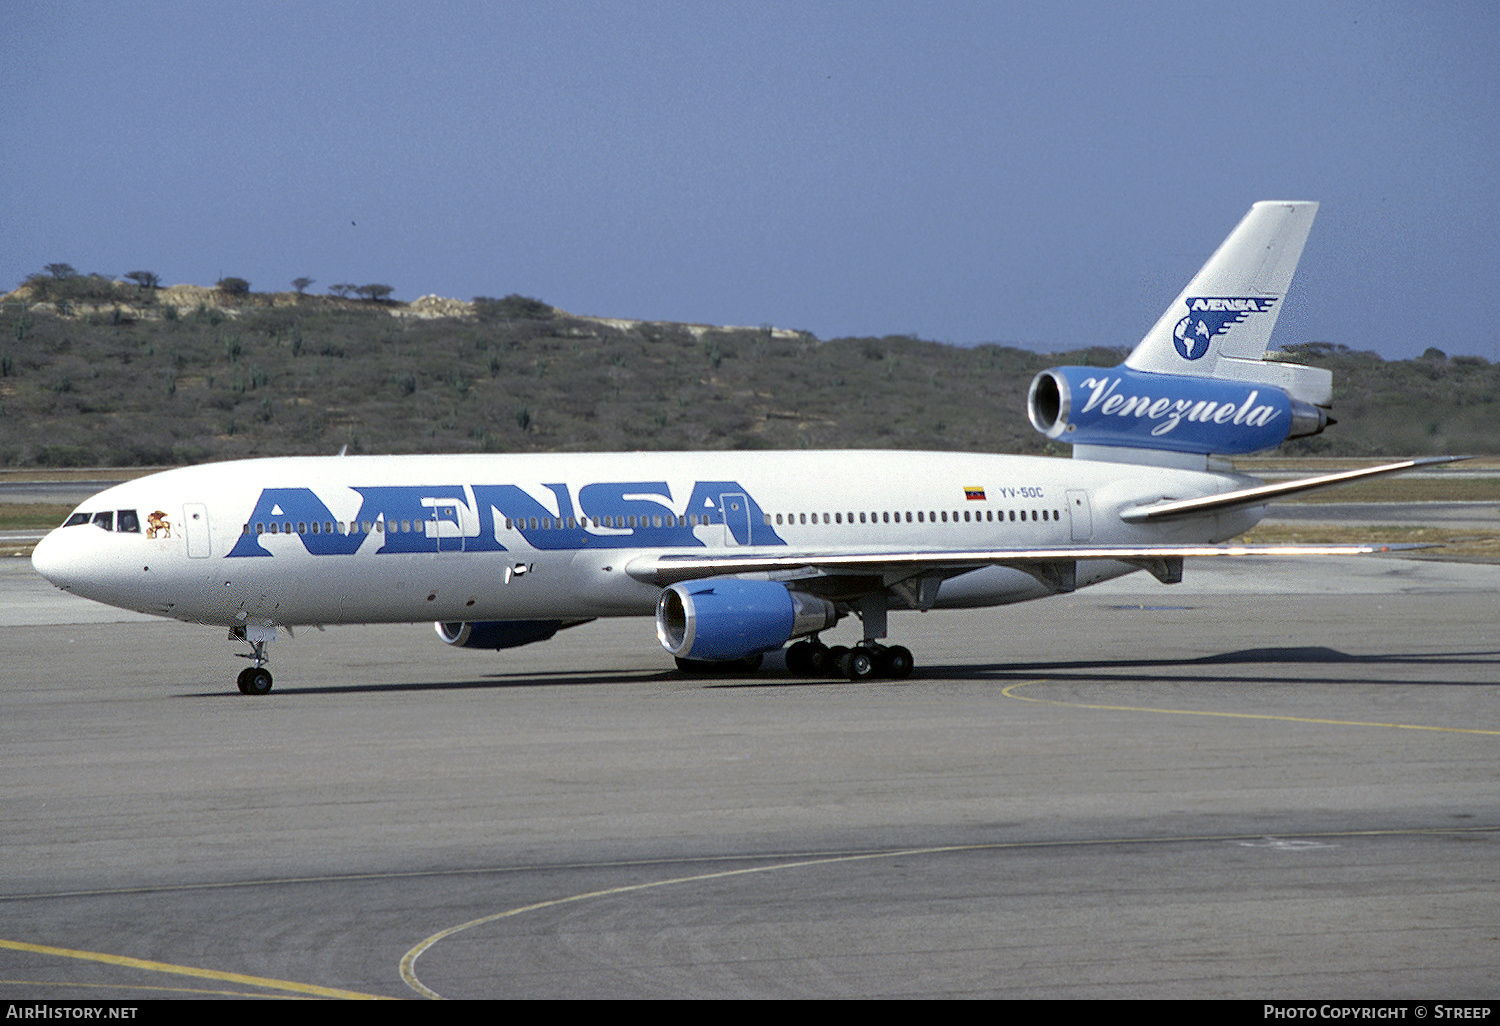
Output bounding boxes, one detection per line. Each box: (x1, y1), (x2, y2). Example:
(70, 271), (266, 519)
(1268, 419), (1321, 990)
(884, 645), (914, 680)
(824, 646), (850, 679)
(841, 646), (880, 682)
(785, 641), (814, 676)
(237, 666), (273, 695)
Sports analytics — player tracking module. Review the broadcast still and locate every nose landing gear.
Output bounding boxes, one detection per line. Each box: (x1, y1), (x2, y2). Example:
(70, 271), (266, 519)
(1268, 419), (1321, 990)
(230, 625), (275, 695)
(236, 666), (274, 695)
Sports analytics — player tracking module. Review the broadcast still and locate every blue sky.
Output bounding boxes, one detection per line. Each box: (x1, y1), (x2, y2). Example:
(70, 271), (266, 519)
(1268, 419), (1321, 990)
(4, 1), (1497, 360)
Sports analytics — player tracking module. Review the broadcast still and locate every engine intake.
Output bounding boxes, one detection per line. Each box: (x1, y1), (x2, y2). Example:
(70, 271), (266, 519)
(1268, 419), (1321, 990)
(656, 579), (838, 662)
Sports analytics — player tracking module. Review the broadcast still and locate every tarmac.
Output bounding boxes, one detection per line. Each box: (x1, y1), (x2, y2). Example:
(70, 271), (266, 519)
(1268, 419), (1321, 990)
(1, 547), (1497, 999)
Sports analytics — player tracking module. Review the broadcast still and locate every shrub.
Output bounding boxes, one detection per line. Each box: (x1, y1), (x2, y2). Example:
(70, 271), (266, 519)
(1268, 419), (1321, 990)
(473, 295), (553, 322)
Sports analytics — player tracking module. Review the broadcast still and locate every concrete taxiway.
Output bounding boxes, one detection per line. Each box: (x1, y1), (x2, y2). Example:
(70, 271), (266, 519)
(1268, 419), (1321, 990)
(0, 553), (1496, 999)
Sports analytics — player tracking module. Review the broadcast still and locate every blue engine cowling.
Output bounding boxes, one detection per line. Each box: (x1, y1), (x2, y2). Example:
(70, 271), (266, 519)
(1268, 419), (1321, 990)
(435, 620), (563, 649)
(1028, 365), (1327, 456)
(655, 579), (838, 662)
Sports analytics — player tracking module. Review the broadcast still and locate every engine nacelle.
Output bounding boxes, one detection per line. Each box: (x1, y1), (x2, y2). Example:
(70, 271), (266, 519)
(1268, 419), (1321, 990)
(434, 620), (563, 649)
(655, 579), (838, 662)
(1027, 364), (1328, 456)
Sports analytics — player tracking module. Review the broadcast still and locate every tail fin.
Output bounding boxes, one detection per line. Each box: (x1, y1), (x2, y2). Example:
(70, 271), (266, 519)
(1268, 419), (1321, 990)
(1027, 201), (1335, 467)
(1126, 201), (1317, 379)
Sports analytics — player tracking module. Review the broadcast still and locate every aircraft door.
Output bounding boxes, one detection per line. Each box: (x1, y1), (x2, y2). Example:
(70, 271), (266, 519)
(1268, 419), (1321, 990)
(427, 501), (464, 552)
(719, 493), (751, 546)
(1066, 490), (1092, 542)
(183, 502), (211, 558)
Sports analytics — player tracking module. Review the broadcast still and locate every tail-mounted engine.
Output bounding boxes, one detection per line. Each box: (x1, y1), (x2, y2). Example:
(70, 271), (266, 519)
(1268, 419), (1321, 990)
(1027, 364), (1329, 456)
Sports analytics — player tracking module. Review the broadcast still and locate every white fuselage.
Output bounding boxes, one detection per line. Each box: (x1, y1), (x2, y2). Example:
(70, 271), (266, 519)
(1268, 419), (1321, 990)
(31, 450), (1260, 631)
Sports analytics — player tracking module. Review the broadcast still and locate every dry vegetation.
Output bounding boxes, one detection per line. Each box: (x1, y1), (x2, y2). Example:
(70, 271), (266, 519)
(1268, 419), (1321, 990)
(0, 283), (1496, 469)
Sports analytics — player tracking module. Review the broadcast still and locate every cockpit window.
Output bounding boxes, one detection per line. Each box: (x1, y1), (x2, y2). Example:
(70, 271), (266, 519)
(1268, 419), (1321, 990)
(66, 509), (142, 532)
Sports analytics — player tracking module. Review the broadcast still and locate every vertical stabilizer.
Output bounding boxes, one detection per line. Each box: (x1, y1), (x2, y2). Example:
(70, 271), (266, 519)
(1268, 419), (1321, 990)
(1126, 201), (1317, 377)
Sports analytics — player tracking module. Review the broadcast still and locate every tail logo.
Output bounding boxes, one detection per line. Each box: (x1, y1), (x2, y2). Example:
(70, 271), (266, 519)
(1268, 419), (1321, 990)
(1172, 297), (1278, 360)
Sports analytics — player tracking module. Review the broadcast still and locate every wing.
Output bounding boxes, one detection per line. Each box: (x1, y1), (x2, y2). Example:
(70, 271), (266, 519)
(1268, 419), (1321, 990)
(626, 455), (1460, 597)
(1119, 455), (1469, 523)
(626, 540), (1430, 594)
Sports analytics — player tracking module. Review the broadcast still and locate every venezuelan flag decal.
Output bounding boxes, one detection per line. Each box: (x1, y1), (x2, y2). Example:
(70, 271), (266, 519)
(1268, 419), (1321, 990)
(964, 486), (986, 501)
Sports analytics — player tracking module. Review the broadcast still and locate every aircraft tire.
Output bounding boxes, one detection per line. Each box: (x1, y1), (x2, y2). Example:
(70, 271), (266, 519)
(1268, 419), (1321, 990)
(785, 641), (813, 676)
(842, 647), (880, 682)
(237, 667), (273, 696)
(824, 646), (849, 678)
(884, 645), (914, 679)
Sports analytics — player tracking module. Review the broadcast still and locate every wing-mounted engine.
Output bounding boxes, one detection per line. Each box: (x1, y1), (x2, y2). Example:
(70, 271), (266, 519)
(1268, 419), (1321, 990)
(1027, 364), (1330, 457)
(655, 578), (839, 662)
(435, 619), (588, 649)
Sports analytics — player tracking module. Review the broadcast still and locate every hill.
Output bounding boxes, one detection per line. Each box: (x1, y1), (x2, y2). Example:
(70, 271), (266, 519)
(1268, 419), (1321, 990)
(0, 283), (1496, 467)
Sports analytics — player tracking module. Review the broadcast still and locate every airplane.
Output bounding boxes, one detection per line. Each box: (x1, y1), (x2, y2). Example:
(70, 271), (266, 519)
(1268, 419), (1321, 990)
(29, 201), (1461, 694)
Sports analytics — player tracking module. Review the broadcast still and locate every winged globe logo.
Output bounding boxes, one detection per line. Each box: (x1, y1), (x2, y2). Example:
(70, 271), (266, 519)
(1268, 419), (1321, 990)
(1172, 297), (1278, 360)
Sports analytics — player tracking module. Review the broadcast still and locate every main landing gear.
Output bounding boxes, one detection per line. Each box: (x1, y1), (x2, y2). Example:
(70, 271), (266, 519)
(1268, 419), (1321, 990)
(784, 639), (914, 681)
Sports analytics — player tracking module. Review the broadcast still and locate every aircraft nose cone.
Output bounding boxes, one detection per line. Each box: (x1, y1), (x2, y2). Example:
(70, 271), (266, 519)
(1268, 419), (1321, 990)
(31, 529), (76, 590)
